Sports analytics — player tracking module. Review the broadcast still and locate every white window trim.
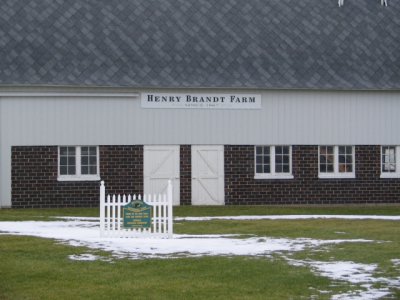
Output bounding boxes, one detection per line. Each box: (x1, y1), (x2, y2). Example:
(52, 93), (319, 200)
(318, 146), (355, 179)
(254, 146), (294, 180)
(380, 146), (400, 178)
(57, 146), (100, 181)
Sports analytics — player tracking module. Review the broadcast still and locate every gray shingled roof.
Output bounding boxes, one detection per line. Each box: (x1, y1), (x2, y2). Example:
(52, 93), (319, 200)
(0, 0), (399, 89)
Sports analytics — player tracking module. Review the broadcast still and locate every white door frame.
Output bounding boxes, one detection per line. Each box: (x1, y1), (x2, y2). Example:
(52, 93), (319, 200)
(144, 145), (180, 205)
(191, 145), (224, 205)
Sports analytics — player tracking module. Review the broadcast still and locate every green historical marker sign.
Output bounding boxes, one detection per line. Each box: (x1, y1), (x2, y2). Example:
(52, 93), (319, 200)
(123, 200), (152, 228)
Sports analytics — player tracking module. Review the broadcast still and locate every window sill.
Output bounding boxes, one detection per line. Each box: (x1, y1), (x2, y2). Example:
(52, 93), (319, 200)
(380, 173), (400, 179)
(57, 176), (101, 182)
(318, 173), (355, 179)
(254, 174), (294, 180)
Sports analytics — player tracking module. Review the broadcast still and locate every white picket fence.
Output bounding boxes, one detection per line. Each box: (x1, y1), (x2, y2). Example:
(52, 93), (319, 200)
(99, 180), (173, 238)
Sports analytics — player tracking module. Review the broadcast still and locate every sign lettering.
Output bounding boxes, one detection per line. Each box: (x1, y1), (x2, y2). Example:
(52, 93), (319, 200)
(141, 93), (261, 109)
(123, 200), (152, 228)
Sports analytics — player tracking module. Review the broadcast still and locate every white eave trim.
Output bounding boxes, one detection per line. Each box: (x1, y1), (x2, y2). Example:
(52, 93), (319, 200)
(0, 92), (139, 98)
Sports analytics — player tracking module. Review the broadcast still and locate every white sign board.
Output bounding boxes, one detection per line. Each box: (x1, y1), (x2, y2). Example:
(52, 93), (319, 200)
(141, 93), (261, 109)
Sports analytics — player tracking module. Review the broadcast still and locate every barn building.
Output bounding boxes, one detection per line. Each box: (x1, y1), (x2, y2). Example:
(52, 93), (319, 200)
(0, 0), (400, 208)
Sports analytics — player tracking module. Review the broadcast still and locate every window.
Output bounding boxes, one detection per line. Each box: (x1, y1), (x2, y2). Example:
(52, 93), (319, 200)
(319, 146), (355, 178)
(381, 146), (400, 178)
(255, 146), (293, 179)
(58, 146), (100, 181)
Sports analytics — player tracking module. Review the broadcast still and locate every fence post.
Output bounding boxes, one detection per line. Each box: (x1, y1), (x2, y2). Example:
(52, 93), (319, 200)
(99, 181), (105, 237)
(167, 180), (173, 238)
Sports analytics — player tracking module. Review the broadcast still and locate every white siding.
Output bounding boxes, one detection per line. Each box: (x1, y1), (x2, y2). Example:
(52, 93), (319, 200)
(2, 91), (400, 146)
(1, 88), (400, 207)
(0, 99), (10, 208)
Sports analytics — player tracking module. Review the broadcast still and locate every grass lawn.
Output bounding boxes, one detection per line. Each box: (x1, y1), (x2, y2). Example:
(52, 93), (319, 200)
(0, 206), (399, 299)
(1, 205), (400, 221)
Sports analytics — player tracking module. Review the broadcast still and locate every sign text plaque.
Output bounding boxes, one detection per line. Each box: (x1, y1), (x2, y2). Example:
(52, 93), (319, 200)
(123, 200), (152, 228)
(141, 93), (261, 109)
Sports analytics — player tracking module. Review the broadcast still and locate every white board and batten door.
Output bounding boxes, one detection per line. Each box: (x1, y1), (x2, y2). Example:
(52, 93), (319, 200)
(192, 145), (225, 205)
(144, 146), (180, 205)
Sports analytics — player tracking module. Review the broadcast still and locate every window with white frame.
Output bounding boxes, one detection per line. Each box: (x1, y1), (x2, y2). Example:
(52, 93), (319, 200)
(58, 146), (100, 181)
(319, 146), (355, 178)
(255, 145), (293, 179)
(381, 146), (400, 178)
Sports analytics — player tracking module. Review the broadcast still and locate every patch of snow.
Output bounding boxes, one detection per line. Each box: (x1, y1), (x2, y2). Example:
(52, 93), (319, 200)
(0, 220), (374, 259)
(286, 258), (400, 300)
(175, 215), (400, 221)
(392, 259), (400, 267)
(310, 261), (378, 284)
(56, 216), (98, 221)
(68, 253), (111, 262)
(331, 289), (391, 300)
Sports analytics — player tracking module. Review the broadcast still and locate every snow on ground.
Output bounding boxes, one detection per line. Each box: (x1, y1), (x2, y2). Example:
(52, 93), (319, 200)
(68, 253), (112, 262)
(287, 258), (400, 300)
(0, 219), (373, 259)
(0, 216), (399, 299)
(392, 259), (400, 267)
(57, 216), (98, 221)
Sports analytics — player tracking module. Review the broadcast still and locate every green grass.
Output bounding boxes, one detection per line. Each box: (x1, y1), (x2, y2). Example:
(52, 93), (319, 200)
(0, 235), (338, 300)
(0, 207), (97, 221)
(0, 206), (399, 299)
(174, 204), (400, 217)
(175, 218), (400, 240)
(1, 204), (400, 221)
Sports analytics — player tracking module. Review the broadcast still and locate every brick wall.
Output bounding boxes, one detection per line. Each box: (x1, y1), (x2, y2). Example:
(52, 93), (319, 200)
(180, 145), (191, 205)
(11, 145), (143, 208)
(11, 145), (400, 207)
(100, 146), (143, 196)
(225, 145), (400, 205)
